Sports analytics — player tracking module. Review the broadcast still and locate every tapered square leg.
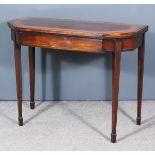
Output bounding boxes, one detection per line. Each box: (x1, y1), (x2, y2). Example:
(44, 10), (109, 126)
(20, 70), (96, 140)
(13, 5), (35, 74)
(137, 35), (145, 125)
(14, 43), (23, 126)
(111, 40), (121, 143)
(29, 47), (35, 109)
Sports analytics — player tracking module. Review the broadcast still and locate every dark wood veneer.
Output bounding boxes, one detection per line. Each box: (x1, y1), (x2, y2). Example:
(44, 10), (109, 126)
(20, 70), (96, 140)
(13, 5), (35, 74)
(8, 17), (148, 143)
(8, 17), (148, 39)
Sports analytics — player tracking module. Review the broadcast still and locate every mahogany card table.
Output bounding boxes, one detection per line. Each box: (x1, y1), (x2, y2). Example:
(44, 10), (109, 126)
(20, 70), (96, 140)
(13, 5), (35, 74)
(7, 17), (148, 143)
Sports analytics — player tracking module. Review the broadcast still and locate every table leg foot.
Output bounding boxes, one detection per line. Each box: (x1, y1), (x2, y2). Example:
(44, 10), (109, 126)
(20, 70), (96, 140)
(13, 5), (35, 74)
(30, 102), (35, 109)
(18, 116), (23, 126)
(111, 133), (116, 143)
(136, 117), (141, 125)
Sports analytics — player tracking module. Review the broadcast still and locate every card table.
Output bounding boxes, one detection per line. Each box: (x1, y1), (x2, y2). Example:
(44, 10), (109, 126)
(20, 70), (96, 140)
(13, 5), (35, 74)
(8, 17), (148, 143)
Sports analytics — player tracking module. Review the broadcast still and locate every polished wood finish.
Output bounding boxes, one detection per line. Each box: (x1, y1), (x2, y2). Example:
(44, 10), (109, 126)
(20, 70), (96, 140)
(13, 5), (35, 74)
(8, 17), (148, 143)
(111, 40), (122, 143)
(8, 17), (147, 39)
(29, 47), (35, 109)
(137, 34), (145, 125)
(17, 32), (103, 52)
(8, 18), (148, 53)
(14, 43), (23, 126)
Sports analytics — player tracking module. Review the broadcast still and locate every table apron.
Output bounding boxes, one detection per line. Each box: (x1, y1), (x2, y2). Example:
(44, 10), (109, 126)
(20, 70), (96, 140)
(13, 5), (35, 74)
(14, 32), (143, 53)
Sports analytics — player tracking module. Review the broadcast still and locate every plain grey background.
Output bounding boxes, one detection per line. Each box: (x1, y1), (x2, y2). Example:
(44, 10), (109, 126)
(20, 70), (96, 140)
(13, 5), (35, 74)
(0, 4), (154, 101)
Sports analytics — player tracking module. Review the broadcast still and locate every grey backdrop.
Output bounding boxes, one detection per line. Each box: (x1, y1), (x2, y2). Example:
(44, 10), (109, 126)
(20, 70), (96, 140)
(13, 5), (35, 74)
(0, 4), (154, 101)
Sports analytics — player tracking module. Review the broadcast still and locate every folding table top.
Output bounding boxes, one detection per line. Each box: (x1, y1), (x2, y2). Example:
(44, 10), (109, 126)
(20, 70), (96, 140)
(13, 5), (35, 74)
(8, 17), (148, 39)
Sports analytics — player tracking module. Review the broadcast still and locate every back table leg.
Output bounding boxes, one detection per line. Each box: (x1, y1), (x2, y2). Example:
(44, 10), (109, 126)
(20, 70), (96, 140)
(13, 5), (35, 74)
(29, 47), (35, 109)
(14, 43), (23, 126)
(137, 35), (145, 125)
(111, 40), (122, 143)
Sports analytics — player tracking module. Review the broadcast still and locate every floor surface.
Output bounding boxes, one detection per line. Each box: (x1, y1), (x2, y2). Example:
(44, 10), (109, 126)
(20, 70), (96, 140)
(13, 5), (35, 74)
(0, 101), (155, 151)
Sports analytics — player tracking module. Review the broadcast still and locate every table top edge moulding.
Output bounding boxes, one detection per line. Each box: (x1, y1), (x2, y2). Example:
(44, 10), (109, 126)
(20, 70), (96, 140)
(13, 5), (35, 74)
(8, 17), (148, 53)
(7, 17), (148, 39)
(7, 17), (148, 143)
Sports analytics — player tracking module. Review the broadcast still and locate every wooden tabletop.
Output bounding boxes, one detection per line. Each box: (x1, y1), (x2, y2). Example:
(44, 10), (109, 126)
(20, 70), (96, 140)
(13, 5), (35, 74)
(8, 17), (148, 39)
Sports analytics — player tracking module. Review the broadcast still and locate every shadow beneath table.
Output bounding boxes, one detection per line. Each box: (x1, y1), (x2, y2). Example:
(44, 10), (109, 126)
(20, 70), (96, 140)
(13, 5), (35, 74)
(107, 101), (136, 124)
(118, 105), (136, 124)
(118, 103), (155, 125)
(0, 101), (57, 125)
(61, 103), (110, 142)
(1, 101), (155, 143)
(117, 118), (155, 142)
(24, 101), (57, 125)
(23, 101), (44, 109)
(0, 111), (17, 124)
(116, 103), (155, 142)
(142, 114), (155, 124)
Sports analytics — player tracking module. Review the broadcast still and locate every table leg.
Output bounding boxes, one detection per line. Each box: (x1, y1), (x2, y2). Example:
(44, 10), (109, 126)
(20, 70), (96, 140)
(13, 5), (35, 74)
(29, 47), (35, 109)
(14, 43), (23, 126)
(111, 40), (122, 143)
(137, 35), (145, 125)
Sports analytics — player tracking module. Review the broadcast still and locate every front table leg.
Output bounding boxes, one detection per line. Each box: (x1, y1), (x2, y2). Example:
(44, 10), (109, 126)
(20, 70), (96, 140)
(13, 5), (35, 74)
(14, 43), (23, 126)
(137, 35), (145, 125)
(29, 47), (35, 109)
(111, 40), (122, 143)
